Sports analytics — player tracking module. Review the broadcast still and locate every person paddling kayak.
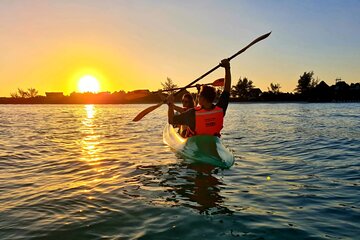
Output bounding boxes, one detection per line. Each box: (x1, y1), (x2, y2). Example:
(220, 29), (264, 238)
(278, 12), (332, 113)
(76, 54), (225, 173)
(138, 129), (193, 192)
(167, 58), (231, 137)
(172, 93), (195, 113)
(172, 93), (196, 137)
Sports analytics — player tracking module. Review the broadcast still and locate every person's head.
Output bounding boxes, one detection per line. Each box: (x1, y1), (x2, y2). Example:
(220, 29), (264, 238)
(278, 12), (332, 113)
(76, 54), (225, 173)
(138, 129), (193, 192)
(199, 85), (216, 106)
(181, 93), (195, 108)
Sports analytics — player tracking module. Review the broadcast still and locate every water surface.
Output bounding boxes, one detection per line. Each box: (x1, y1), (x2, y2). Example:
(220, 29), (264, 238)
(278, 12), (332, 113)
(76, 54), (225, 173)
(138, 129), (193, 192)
(0, 103), (359, 239)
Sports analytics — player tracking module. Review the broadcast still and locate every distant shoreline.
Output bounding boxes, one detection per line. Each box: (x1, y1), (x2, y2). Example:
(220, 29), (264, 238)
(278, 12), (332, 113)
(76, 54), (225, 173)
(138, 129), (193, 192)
(1, 99), (359, 105)
(2, 79), (359, 104)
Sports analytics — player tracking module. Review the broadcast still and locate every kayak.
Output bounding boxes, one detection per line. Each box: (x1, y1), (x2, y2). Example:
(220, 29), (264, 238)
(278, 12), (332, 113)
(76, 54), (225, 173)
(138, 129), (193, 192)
(163, 124), (235, 169)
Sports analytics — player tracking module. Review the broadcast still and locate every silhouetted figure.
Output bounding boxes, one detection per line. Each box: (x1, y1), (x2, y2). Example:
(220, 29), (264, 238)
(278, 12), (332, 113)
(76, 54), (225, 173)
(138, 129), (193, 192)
(172, 93), (196, 137)
(167, 58), (231, 138)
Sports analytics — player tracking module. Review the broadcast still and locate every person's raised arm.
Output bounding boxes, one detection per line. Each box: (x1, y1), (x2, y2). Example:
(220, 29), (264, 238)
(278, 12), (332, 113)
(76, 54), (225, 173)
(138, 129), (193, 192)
(220, 59), (231, 93)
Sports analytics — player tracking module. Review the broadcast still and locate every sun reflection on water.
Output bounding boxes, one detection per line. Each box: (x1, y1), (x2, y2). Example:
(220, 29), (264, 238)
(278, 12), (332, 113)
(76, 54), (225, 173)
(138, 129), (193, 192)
(85, 104), (95, 119)
(81, 105), (101, 166)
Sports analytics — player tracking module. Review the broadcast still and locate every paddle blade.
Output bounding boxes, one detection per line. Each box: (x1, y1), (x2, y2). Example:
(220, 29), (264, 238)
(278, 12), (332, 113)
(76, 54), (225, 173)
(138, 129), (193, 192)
(132, 102), (163, 121)
(229, 31), (272, 60)
(212, 78), (225, 86)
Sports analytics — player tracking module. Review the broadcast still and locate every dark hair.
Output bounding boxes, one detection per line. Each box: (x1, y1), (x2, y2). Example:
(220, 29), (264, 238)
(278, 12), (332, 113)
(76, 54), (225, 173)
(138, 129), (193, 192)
(199, 85), (216, 103)
(182, 93), (195, 108)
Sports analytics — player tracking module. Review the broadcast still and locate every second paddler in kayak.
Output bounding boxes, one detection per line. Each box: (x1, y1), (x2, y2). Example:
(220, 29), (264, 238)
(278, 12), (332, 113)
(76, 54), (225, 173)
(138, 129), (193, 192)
(167, 58), (232, 138)
(171, 93), (196, 138)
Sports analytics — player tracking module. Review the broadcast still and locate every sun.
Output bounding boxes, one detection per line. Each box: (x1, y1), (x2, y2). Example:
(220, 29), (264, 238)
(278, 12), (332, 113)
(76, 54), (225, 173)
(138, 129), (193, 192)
(78, 75), (100, 93)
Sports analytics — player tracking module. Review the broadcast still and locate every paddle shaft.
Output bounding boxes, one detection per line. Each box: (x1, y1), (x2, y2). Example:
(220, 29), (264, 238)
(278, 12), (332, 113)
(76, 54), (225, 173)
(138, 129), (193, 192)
(173, 31), (271, 96)
(160, 82), (216, 92)
(132, 31), (271, 122)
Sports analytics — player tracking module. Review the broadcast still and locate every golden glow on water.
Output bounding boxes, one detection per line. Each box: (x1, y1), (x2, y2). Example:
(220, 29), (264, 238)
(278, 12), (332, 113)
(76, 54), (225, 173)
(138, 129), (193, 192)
(85, 105), (95, 119)
(81, 105), (102, 166)
(1, 104), (359, 239)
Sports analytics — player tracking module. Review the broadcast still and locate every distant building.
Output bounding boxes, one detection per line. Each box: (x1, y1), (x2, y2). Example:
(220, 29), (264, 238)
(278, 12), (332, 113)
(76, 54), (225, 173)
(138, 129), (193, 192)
(249, 88), (262, 99)
(45, 92), (64, 98)
(335, 78), (342, 84)
(317, 81), (329, 89)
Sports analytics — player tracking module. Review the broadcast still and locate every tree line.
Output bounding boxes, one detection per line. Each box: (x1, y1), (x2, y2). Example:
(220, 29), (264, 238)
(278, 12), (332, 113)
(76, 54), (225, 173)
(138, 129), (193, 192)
(10, 88), (39, 98)
(2, 71), (359, 104)
(229, 71), (359, 102)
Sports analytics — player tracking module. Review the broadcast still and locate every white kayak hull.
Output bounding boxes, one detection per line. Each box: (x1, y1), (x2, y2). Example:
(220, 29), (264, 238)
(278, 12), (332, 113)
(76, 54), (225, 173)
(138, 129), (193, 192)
(163, 124), (234, 168)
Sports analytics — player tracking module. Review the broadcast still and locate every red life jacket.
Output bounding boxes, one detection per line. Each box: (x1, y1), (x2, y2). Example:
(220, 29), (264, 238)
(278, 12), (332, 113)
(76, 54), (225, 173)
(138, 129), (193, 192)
(187, 106), (224, 137)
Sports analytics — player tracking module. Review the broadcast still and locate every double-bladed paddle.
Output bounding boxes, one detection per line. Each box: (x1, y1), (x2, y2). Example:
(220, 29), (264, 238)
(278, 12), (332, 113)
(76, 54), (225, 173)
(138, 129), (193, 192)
(132, 31), (271, 122)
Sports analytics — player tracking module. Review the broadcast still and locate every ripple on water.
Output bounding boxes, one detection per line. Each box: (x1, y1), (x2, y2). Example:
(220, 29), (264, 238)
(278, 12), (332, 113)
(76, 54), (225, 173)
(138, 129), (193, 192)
(0, 104), (359, 239)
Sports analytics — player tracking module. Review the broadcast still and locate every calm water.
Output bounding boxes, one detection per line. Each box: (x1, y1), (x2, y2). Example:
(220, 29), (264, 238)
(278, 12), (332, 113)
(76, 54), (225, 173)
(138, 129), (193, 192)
(0, 103), (359, 240)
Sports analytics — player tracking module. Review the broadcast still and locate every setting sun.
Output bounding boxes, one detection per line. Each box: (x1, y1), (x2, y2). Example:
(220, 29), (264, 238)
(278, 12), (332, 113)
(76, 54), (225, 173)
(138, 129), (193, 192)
(78, 75), (100, 93)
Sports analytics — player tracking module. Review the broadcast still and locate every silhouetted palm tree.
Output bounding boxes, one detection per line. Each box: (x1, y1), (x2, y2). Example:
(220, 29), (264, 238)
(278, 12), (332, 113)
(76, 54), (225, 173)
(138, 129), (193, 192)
(268, 83), (281, 94)
(161, 77), (178, 95)
(295, 71), (318, 95)
(10, 92), (20, 98)
(17, 88), (30, 98)
(27, 88), (38, 98)
(231, 77), (254, 100)
(10, 88), (38, 98)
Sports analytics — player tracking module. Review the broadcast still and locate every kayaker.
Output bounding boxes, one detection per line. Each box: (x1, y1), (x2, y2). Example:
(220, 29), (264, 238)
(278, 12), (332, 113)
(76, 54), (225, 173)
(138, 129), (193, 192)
(172, 93), (195, 113)
(172, 93), (195, 137)
(167, 58), (231, 137)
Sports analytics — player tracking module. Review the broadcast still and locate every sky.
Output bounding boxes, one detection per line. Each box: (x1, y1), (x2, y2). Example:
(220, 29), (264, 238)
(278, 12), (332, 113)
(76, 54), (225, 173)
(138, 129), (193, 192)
(0, 0), (359, 97)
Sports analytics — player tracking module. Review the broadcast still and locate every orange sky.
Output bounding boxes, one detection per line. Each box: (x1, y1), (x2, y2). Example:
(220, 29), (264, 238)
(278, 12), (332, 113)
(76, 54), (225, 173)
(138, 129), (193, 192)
(1, 1), (359, 97)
